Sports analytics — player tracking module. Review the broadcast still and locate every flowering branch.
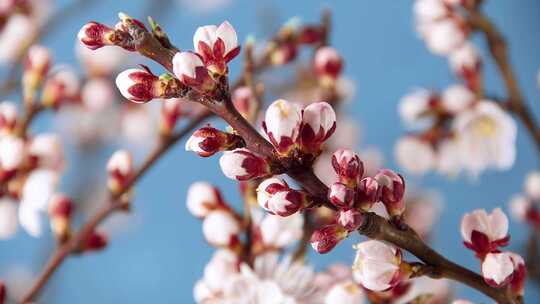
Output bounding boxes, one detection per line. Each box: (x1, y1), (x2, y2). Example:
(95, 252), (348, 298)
(464, 3), (540, 152)
(20, 112), (211, 303)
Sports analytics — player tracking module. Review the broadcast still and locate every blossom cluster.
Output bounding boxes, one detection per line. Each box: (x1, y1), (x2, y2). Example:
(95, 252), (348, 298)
(461, 208), (526, 294)
(396, 0), (518, 177)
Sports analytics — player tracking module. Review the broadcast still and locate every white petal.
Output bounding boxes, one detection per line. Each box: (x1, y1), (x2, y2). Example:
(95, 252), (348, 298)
(172, 52), (204, 79)
(193, 25), (218, 52)
(216, 21), (238, 54)
(0, 198), (18, 239)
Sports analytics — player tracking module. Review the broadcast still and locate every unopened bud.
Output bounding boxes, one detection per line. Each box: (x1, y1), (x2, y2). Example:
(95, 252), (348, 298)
(219, 148), (271, 181)
(78, 21), (116, 50)
(310, 224), (348, 254)
(332, 149), (364, 186)
(337, 209), (364, 231)
(185, 125), (243, 157)
(106, 150), (133, 194)
(48, 193), (73, 243)
(83, 230), (108, 252)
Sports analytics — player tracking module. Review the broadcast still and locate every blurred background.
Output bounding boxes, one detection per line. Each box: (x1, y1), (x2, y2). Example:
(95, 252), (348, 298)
(1, 0), (539, 303)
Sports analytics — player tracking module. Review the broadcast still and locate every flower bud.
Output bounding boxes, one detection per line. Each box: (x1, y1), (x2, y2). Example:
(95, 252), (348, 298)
(508, 194), (533, 223)
(331, 149), (363, 186)
(115, 68), (161, 103)
(375, 169), (405, 217)
(310, 224), (348, 254)
(441, 84), (475, 114)
(461, 208), (509, 257)
(314, 46), (343, 84)
(356, 177), (380, 210)
(84, 230), (108, 252)
(0, 134), (25, 180)
(219, 148), (271, 181)
(186, 181), (224, 218)
(256, 177), (307, 216)
(78, 21), (115, 50)
(423, 19), (467, 55)
(0, 101), (17, 133)
(106, 150), (133, 194)
(42, 68), (81, 108)
(202, 210), (241, 247)
(263, 99), (302, 155)
(525, 171), (540, 201)
(47, 193), (73, 243)
(299, 102), (336, 153)
(324, 280), (364, 304)
(414, 0), (449, 22)
(353, 240), (405, 291)
(172, 51), (215, 93)
(22, 45), (51, 99)
(398, 89), (432, 126)
(328, 182), (355, 209)
(232, 86), (257, 121)
(269, 43), (297, 66)
(449, 43), (481, 89)
(193, 21), (240, 75)
(29, 133), (64, 171)
(185, 126), (243, 157)
(508, 252), (526, 296)
(481, 251), (515, 287)
(160, 98), (183, 134)
(337, 209), (364, 231)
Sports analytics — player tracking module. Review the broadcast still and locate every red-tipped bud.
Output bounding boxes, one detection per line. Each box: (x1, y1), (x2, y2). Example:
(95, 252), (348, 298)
(78, 21), (115, 50)
(232, 86), (257, 121)
(115, 68), (160, 103)
(106, 150), (133, 194)
(193, 21), (240, 75)
(328, 182), (355, 209)
(256, 177), (308, 217)
(42, 69), (81, 109)
(509, 252), (526, 296)
(84, 230), (108, 252)
(338, 209), (364, 231)
(332, 149), (364, 186)
(202, 209), (241, 248)
(356, 177), (380, 210)
(263, 99), (302, 155)
(461, 208), (509, 258)
(186, 182), (226, 218)
(172, 51), (215, 93)
(219, 148), (271, 181)
(314, 46), (343, 83)
(159, 99), (183, 135)
(375, 169), (405, 217)
(0, 101), (17, 133)
(299, 102), (336, 153)
(185, 125), (243, 157)
(310, 224), (348, 254)
(48, 193), (73, 243)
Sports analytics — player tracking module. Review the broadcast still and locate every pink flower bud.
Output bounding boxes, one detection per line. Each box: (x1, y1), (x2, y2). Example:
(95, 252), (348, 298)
(106, 150), (133, 194)
(525, 171), (540, 201)
(202, 209), (240, 247)
(160, 98), (183, 134)
(78, 21), (115, 50)
(449, 43), (481, 90)
(337, 209), (364, 231)
(328, 182), (355, 209)
(186, 182), (224, 218)
(48, 193), (73, 242)
(375, 169), (405, 217)
(29, 133), (64, 171)
(461, 208), (509, 257)
(0, 102), (17, 132)
(116, 68), (160, 103)
(423, 19), (467, 55)
(232, 86), (257, 120)
(356, 177), (380, 209)
(185, 125), (243, 157)
(193, 21), (240, 74)
(219, 148), (270, 181)
(84, 230), (108, 252)
(481, 251), (515, 287)
(353, 240), (404, 291)
(0, 135), (25, 180)
(300, 102), (336, 152)
(314, 46), (343, 81)
(310, 224), (348, 254)
(263, 99), (302, 155)
(42, 68), (81, 108)
(256, 177), (307, 216)
(332, 149), (364, 186)
(172, 51), (214, 92)
(441, 84), (475, 114)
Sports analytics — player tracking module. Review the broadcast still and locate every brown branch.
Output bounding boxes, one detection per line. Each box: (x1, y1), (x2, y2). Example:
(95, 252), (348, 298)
(20, 113), (211, 303)
(465, 6), (540, 153)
